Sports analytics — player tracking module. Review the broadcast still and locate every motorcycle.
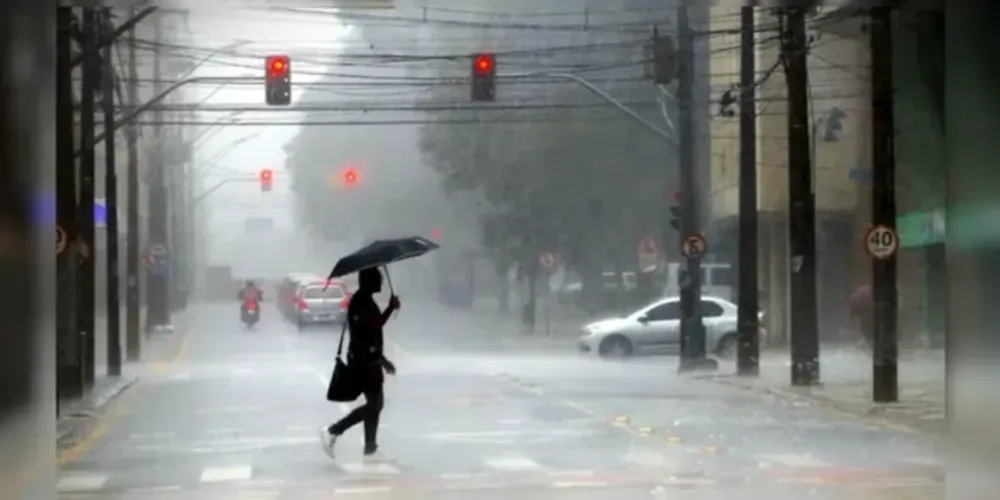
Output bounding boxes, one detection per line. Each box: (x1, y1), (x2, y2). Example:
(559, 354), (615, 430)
(241, 300), (260, 329)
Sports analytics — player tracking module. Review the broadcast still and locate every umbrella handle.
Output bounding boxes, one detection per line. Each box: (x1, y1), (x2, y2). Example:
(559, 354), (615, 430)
(383, 266), (399, 317)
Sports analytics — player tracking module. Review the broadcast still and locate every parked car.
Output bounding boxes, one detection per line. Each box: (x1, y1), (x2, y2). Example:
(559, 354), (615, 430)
(577, 295), (764, 359)
(278, 273), (324, 320)
(292, 280), (351, 331)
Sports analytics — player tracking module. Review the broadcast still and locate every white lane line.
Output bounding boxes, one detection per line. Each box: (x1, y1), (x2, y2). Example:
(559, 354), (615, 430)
(128, 432), (174, 440)
(340, 462), (401, 475)
(56, 475), (109, 492)
(552, 480), (610, 488)
(167, 373), (192, 381)
(483, 455), (542, 471)
(196, 406), (265, 415)
(333, 486), (393, 495)
(546, 470), (595, 477)
(125, 485), (184, 493)
(755, 453), (833, 468)
(496, 418), (524, 425)
(438, 472), (491, 480)
(200, 465), (253, 483)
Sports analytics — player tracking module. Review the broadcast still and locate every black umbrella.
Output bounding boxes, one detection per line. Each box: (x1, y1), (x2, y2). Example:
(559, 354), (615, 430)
(325, 236), (440, 293)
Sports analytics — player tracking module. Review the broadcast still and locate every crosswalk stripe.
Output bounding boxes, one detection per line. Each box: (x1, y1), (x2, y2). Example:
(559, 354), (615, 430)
(56, 474), (109, 492)
(200, 465), (253, 482)
(483, 455), (542, 471)
(340, 462), (401, 475)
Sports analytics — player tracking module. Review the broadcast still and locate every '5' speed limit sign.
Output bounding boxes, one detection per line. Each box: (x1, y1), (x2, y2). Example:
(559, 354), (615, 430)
(864, 225), (898, 260)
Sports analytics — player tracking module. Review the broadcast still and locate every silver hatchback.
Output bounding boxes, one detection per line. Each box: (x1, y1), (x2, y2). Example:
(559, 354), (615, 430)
(293, 283), (349, 330)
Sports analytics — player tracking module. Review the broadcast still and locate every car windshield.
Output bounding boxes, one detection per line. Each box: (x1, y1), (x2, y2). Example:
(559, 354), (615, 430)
(303, 286), (344, 299)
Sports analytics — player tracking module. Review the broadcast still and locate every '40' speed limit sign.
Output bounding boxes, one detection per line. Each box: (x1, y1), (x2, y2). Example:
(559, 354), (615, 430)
(864, 224), (898, 260)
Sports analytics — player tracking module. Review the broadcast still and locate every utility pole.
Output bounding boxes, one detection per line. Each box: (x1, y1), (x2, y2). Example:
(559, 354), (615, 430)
(79, 7), (99, 388)
(125, 7), (141, 361)
(102, 9), (122, 377)
(737, 6), (760, 376)
(56, 5), (82, 403)
(781, 8), (820, 386)
(676, 1), (713, 373)
(146, 15), (171, 331)
(869, 6), (898, 403)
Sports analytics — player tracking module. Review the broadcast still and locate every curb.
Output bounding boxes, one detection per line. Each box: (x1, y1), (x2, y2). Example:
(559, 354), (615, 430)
(57, 375), (139, 444)
(698, 374), (944, 438)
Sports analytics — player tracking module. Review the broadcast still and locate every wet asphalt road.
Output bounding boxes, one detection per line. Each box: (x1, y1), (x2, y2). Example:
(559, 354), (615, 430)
(57, 301), (944, 499)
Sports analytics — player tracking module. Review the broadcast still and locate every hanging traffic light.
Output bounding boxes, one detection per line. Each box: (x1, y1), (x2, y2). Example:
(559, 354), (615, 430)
(470, 52), (496, 102)
(260, 169), (273, 192)
(264, 55), (291, 106)
(430, 228), (442, 240)
(343, 167), (358, 186)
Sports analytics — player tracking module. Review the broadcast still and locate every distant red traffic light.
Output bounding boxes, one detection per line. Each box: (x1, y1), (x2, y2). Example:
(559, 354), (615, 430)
(343, 168), (358, 185)
(260, 169), (273, 192)
(268, 56), (289, 77)
(474, 54), (495, 74)
(430, 228), (442, 240)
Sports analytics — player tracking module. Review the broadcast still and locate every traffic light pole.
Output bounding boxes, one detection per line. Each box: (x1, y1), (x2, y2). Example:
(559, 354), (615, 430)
(79, 7), (99, 388)
(125, 7), (141, 361)
(102, 9), (122, 377)
(737, 6), (760, 376)
(780, 8), (820, 386)
(147, 17), (170, 331)
(675, 0), (714, 373)
(56, 5), (82, 403)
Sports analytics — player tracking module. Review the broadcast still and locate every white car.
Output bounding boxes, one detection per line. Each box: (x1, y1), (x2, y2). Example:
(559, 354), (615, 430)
(577, 296), (760, 359)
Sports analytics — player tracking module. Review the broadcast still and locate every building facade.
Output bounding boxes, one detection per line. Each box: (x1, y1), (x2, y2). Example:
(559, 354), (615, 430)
(706, 5), (944, 346)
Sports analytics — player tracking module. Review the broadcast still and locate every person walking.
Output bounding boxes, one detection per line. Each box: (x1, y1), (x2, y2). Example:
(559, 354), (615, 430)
(320, 267), (400, 459)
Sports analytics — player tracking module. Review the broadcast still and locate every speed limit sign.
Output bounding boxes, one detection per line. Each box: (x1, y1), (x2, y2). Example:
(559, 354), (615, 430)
(864, 224), (898, 260)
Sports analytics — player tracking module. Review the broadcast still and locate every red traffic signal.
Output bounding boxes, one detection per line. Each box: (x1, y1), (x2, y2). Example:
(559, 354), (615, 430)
(260, 169), (273, 192)
(430, 228), (442, 240)
(343, 168), (358, 185)
(266, 55), (289, 77)
(474, 53), (495, 74)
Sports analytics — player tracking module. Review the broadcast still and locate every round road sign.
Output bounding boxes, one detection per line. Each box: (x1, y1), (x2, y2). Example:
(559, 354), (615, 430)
(56, 226), (67, 254)
(864, 224), (898, 259)
(150, 243), (167, 256)
(539, 252), (556, 268)
(681, 234), (707, 259)
(638, 237), (658, 255)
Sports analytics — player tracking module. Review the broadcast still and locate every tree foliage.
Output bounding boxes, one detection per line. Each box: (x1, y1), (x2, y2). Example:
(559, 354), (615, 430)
(417, 84), (673, 280)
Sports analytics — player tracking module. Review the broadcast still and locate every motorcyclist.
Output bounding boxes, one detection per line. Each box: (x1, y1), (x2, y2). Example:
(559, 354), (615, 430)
(239, 280), (263, 317)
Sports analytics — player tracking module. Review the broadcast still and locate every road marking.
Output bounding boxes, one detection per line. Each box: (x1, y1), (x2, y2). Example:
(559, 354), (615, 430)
(56, 475), (108, 492)
(483, 455), (542, 471)
(341, 462), (400, 475)
(200, 465), (253, 482)
(205, 428), (244, 435)
(496, 418), (524, 425)
(333, 486), (393, 495)
(229, 367), (253, 376)
(128, 432), (174, 440)
(167, 372), (192, 381)
(755, 453), (832, 468)
(547, 470), (595, 477)
(624, 450), (683, 468)
(126, 485), (183, 493)
(552, 480), (610, 488)
(439, 472), (490, 480)
(196, 406), (265, 415)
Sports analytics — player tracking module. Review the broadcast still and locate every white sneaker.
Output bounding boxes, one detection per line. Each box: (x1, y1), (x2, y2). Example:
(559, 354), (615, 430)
(319, 427), (337, 459)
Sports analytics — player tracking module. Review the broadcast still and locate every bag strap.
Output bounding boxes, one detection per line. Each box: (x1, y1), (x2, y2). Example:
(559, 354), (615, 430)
(336, 318), (348, 357)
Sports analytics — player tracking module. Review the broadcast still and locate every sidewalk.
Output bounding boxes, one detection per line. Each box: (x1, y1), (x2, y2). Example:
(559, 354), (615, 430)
(59, 304), (200, 445)
(702, 347), (945, 435)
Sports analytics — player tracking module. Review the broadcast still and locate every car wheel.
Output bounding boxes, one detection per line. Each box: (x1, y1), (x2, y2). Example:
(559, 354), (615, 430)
(715, 333), (738, 359)
(598, 335), (633, 359)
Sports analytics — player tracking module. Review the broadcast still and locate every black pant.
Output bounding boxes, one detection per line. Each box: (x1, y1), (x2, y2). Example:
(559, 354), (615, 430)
(329, 365), (384, 450)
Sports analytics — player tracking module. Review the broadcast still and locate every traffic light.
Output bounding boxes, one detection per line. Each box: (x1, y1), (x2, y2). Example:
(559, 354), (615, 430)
(342, 167), (358, 186)
(669, 190), (681, 230)
(470, 52), (496, 102)
(648, 29), (676, 85)
(265, 55), (291, 106)
(430, 228), (442, 240)
(260, 169), (273, 192)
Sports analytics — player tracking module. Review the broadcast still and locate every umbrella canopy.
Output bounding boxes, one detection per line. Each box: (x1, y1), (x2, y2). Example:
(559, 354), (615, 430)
(326, 236), (440, 282)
